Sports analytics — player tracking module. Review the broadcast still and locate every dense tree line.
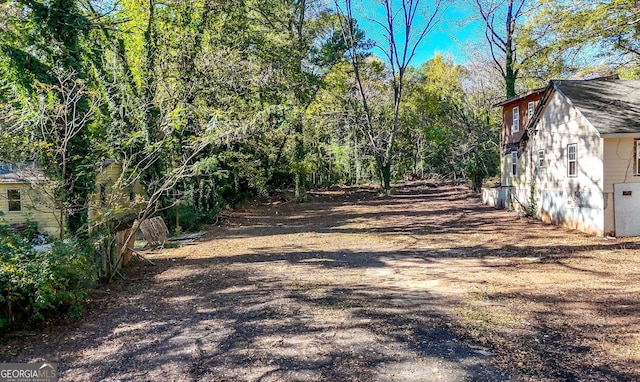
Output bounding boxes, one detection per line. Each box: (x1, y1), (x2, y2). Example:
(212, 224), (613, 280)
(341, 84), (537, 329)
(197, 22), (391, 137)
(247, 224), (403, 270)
(1, 0), (638, 255)
(0, 0), (498, 237)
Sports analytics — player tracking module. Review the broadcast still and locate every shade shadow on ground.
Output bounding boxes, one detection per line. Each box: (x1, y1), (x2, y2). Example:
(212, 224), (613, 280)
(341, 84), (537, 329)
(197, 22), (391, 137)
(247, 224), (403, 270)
(2, 181), (640, 381)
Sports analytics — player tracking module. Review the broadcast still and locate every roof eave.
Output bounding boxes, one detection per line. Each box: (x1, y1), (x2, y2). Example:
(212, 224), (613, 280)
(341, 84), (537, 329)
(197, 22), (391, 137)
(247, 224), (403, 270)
(524, 81), (559, 131)
(492, 87), (546, 108)
(599, 132), (640, 138)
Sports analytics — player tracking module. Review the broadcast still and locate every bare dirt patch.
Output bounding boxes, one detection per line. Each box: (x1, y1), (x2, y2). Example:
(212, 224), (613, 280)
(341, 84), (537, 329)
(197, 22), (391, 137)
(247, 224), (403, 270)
(2, 181), (639, 381)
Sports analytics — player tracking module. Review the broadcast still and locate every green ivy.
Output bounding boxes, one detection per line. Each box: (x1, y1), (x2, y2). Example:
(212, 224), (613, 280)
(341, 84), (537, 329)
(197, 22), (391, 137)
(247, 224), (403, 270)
(527, 181), (538, 218)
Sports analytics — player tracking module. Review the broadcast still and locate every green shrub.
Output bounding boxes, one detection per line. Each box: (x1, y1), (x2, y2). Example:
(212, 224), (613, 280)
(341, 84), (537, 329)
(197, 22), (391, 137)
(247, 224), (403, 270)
(0, 229), (94, 330)
(165, 201), (207, 233)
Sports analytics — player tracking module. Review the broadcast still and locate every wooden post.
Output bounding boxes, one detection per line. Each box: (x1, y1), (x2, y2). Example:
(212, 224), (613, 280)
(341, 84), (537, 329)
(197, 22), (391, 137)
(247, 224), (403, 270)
(115, 228), (136, 267)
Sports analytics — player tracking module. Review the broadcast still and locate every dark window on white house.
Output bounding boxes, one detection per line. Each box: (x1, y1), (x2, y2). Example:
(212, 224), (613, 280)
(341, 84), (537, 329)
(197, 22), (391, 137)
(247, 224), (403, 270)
(511, 151), (518, 176)
(538, 149), (545, 167)
(100, 184), (107, 205)
(7, 189), (21, 212)
(512, 106), (520, 132)
(568, 144), (577, 177)
(528, 101), (535, 118)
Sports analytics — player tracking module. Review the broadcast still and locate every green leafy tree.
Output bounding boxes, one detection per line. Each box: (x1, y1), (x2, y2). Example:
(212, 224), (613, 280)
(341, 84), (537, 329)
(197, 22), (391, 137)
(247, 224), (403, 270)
(473, 0), (535, 97)
(1, 0), (96, 238)
(337, 0), (444, 190)
(399, 54), (501, 189)
(248, 0), (351, 198)
(401, 55), (466, 178)
(527, 0), (640, 76)
(305, 59), (382, 186)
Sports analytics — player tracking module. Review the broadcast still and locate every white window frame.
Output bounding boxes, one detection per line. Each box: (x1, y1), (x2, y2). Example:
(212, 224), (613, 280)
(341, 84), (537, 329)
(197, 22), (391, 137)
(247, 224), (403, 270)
(7, 189), (21, 212)
(528, 101), (535, 118)
(538, 149), (545, 167)
(567, 143), (578, 177)
(512, 106), (520, 132)
(511, 150), (518, 176)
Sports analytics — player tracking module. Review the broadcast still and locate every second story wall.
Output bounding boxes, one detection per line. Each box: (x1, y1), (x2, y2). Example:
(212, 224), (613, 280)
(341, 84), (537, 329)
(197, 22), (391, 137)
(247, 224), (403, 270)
(500, 91), (544, 155)
(89, 161), (146, 229)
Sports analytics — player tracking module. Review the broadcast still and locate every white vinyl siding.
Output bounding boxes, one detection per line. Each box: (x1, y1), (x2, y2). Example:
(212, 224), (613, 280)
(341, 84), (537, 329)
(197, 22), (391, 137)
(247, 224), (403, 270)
(603, 137), (640, 234)
(528, 91), (605, 236)
(603, 138), (640, 192)
(0, 184), (60, 238)
(512, 106), (520, 132)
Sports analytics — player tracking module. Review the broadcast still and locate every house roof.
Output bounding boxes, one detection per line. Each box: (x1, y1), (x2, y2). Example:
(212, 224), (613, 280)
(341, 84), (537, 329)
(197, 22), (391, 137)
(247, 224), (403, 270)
(493, 88), (546, 108)
(0, 159), (119, 184)
(548, 79), (640, 135)
(0, 162), (47, 184)
(97, 159), (117, 174)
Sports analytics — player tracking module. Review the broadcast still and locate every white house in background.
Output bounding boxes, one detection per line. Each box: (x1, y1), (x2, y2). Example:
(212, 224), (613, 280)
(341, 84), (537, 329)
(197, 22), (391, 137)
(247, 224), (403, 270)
(494, 77), (640, 237)
(0, 160), (145, 239)
(0, 162), (60, 237)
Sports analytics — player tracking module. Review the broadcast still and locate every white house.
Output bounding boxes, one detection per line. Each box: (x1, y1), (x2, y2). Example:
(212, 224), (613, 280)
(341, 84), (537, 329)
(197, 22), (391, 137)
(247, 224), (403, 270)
(0, 160), (145, 239)
(497, 78), (640, 237)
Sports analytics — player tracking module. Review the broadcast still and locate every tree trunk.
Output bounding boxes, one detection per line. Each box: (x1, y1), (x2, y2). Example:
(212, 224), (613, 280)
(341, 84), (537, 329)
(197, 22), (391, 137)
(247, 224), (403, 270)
(294, 116), (305, 199)
(505, 52), (517, 98)
(382, 161), (392, 191)
(505, 0), (517, 99)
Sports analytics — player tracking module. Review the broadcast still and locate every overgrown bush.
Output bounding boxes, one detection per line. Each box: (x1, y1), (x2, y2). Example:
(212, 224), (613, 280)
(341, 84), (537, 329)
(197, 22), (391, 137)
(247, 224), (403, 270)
(165, 201), (209, 233)
(0, 229), (95, 330)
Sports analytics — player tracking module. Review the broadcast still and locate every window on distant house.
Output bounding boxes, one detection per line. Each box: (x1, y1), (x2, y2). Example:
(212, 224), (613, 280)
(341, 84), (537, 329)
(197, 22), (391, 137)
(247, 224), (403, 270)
(100, 184), (106, 205)
(538, 149), (545, 167)
(512, 106), (520, 132)
(511, 150), (518, 176)
(7, 189), (21, 212)
(528, 101), (535, 118)
(567, 144), (577, 177)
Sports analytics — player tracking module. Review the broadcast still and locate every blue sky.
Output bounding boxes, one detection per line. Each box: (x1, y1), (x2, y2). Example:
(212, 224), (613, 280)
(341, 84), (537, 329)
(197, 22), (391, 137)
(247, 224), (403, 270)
(351, 2), (484, 66)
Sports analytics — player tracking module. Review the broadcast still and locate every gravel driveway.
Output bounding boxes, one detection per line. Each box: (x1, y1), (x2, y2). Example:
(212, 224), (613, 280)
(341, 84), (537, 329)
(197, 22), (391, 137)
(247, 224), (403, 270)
(4, 182), (639, 381)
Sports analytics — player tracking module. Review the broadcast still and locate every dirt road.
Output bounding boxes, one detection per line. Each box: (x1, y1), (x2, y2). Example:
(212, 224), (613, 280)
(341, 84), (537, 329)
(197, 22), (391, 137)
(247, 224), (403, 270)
(2, 182), (639, 381)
